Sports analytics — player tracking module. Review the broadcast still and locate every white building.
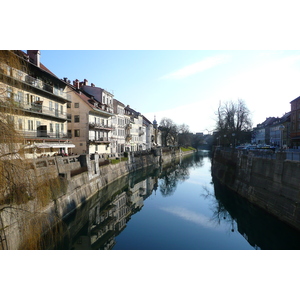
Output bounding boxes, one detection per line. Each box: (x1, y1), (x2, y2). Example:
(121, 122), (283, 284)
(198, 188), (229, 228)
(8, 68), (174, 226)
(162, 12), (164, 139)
(111, 99), (126, 154)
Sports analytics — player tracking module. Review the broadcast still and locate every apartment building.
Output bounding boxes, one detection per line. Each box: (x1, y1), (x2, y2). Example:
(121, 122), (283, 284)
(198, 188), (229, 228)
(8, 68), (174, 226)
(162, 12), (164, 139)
(124, 105), (145, 151)
(112, 99), (126, 154)
(143, 115), (155, 149)
(0, 50), (74, 158)
(252, 117), (279, 145)
(269, 112), (291, 148)
(66, 80), (114, 155)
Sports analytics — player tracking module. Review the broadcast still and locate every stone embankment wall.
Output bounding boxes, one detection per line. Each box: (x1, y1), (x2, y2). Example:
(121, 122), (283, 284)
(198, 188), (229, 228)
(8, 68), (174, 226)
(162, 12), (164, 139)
(0, 148), (193, 249)
(212, 148), (300, 231)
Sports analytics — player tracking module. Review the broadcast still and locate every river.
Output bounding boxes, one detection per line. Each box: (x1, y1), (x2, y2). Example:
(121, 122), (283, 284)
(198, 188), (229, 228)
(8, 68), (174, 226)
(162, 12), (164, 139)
(52, 151), (300, 250)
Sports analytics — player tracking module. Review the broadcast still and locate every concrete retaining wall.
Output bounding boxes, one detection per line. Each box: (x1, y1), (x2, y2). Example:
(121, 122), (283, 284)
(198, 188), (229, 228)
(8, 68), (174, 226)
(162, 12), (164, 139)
(212, 149), (300, 231)
(0, 148), (194, 249)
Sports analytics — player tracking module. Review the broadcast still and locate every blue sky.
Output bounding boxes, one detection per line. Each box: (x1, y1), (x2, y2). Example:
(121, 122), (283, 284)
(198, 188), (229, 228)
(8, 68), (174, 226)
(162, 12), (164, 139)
(39, 50), (300, 133)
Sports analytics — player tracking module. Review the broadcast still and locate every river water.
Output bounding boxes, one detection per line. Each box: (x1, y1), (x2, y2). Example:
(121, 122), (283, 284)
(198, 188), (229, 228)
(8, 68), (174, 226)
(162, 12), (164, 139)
(53, 151), (300, 250)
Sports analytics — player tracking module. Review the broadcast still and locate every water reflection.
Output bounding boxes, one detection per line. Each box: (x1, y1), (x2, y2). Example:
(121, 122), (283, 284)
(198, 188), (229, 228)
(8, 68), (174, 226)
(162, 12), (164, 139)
(211, 178), (300, 250)
(159, 153), (205, 197)
(52, 151), (300, 250)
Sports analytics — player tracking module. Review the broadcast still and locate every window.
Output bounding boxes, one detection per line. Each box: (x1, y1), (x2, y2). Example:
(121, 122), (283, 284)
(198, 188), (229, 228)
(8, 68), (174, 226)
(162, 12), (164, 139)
(50, 123), (53, 132)
(74, 115), (80, 122)
(60, 105), (63, 115)
(74, 129), (80, 137)
(49, 101), (53, 111)
(75, 103), (79, 108)
(7, 87), (12, 98)
(26, 94), (30, 105)
(30, 95), (35, 103)
(17, 91), (23, 104)
(18, 119), (23, 130)
(61, 123), (64, 132)
(67, 103), (71, 108)
(28, 120), (33, 131)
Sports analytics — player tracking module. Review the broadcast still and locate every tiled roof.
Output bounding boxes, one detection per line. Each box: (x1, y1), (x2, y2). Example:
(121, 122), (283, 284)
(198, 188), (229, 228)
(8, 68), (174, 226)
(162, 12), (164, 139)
(40, 63), (58, 77)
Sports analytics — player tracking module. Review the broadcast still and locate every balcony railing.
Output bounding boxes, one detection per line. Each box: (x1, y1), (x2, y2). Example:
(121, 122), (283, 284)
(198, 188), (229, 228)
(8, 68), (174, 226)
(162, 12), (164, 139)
(89, 137), (110, 144)
(11, 99), (67, 120)
(0, 63), (70, 101)
(89, 122), (114, 130)
(19, 130), (70, 140)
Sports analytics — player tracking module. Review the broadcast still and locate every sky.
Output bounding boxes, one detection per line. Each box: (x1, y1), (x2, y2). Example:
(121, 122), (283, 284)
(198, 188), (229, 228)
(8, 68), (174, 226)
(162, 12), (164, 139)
(39, 50), (300, 133)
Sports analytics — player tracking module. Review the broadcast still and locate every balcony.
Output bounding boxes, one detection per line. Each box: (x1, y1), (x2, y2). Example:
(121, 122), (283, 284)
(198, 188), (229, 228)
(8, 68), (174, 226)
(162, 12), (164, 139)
(20, 130), (70, 140)
(10, 98), (67, 120)
(125, 134), (132, 142)
(89, 122), (114, 131)
(89, 137), (110, 144)
(0, 63), (70, 101)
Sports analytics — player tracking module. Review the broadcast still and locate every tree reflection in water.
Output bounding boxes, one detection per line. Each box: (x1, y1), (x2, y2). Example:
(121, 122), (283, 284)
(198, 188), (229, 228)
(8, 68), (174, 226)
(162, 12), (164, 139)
(159, 153), (204, 197)
(208, 176), (300, 250)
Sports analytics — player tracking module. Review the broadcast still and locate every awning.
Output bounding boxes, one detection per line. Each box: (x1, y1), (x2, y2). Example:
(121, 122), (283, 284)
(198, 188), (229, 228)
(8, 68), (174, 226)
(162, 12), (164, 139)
(25, 143), (76, 149)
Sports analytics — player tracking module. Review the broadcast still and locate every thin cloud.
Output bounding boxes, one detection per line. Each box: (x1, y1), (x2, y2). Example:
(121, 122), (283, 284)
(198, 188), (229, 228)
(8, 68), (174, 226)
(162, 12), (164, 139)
(160, 206), (220, 230)
(159, 55), (230, 80)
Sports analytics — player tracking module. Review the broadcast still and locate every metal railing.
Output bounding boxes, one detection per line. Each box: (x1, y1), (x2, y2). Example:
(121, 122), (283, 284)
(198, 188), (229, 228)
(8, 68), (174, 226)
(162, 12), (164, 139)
(216, 147), (300, 162)
(11, 99), (67, 120)
(0, 63), (70, 101)
(89, 122), (114, 130)
(20, 130), (70, 139)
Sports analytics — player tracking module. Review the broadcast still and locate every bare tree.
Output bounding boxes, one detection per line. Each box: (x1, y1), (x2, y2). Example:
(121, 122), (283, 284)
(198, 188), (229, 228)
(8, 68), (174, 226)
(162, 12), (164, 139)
(0, 51), (64, 249)
(178, 123), (192, 147)
(215, 99), (252, 146)
(159, 117), (178, 147)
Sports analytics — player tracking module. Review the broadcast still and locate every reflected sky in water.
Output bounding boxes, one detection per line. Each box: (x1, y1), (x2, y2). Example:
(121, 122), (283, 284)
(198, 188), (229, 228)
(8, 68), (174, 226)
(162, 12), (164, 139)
(55, 152), (300, 250)
(113, 155), (254, 250)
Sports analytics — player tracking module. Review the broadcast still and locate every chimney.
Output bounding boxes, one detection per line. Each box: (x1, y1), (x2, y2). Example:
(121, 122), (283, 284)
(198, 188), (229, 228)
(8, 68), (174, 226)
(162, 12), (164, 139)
(91, 83), (95, 87)
(27, 50), (40, 67)
(63, 77), (68, 82)
(84, 79), (88, 86)
(74, 79), (80, 89)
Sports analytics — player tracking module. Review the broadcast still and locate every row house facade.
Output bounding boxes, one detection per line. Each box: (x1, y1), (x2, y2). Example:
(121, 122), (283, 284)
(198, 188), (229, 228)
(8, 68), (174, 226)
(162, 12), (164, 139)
(112, 99), (126, 153)
(0, 50), (75, 158)
(65, 82), (114, 155)
(67, 80), (160, 155)
(252, 114), (291, 148)
(0, 50), (161, 158)
(252, 117), (279, 146)
(124, 105), (146, 151)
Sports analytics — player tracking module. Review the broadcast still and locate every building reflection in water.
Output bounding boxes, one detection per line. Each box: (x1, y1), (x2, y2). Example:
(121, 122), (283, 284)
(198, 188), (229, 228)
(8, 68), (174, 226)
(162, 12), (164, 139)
(56, 166), (159, 250)
(53, 151), (300, 250)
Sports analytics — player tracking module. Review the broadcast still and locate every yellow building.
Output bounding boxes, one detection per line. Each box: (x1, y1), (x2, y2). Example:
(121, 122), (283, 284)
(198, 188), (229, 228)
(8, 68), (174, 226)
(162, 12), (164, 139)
(66, 80), (114, 155)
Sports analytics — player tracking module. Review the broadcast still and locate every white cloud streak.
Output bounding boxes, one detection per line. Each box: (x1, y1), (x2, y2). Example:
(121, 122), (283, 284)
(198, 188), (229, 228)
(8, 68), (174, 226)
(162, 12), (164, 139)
(159, 55), (230, 80)
(160, 206), (219, 230)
